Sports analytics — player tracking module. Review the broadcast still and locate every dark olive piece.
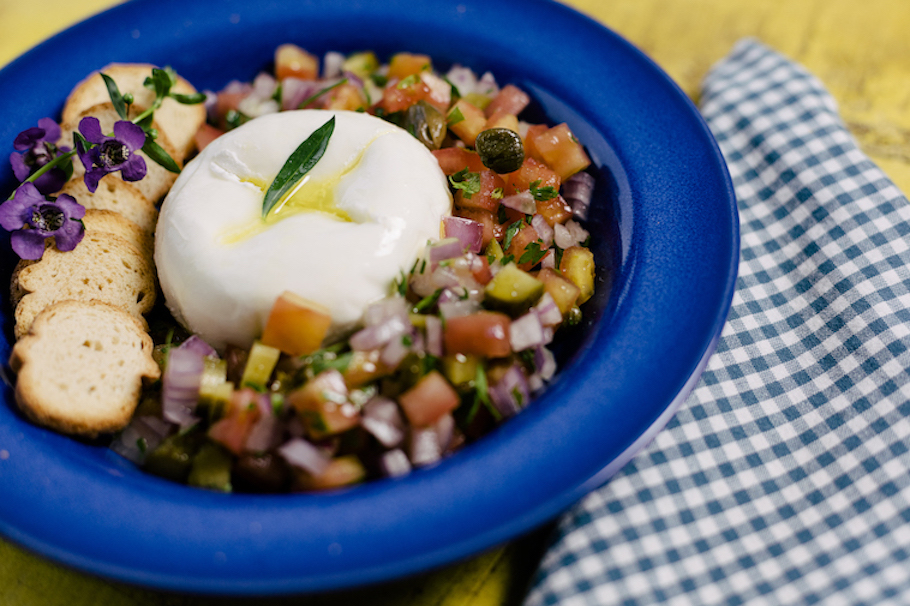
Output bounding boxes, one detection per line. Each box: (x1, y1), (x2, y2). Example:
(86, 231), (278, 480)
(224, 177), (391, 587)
(475, 127), (525, 174)
(405, 101), (447, 150)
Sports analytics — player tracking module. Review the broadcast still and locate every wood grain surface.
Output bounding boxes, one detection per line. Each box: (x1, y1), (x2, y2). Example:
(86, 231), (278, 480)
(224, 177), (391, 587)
(1, 1), (907, 604)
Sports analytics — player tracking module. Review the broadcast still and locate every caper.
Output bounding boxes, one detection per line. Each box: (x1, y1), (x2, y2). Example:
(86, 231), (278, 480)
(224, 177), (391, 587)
(404, 100), (446, 150)
(475, 128), (525, 174)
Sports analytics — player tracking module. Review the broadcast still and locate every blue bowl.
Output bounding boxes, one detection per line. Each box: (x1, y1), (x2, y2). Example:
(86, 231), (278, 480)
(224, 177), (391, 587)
(0, 0), (738, 594)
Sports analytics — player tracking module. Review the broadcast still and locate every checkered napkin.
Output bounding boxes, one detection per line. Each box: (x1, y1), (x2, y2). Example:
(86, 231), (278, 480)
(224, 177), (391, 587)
(525, 39), (910, 606)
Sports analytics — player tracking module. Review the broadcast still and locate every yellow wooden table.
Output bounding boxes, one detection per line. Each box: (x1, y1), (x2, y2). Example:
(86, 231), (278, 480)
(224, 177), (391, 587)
(1, 1), (908, 604)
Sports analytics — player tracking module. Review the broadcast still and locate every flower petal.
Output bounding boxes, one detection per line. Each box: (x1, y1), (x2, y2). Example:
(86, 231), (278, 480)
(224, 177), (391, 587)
(37, 118), (61, 144)
(113, 120), (147, 151)
(78, 116), (105, 144)
(54, 193), (86, 220)
(13, 127), (45, 151)
(32, 169), (68, 196)
(119, 155), (148, 182)
(10, 229), (48, 260)
(54, 218), (85, 252)
(9, 152), (30, 182)
(83, 167), (107, 193)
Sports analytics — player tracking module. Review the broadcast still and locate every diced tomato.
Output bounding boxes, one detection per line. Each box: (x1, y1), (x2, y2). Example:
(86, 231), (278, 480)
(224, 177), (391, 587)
(484, 112), (519, 133)
(505, 223), (543, 271)
(194, 123), (224, 152)
(342, 349), (391, 388)
(292, 455), (367, 491)
(387, 52), (432, 80)
(443, 311), (512, 358)
(208, 388), (261, 455)
(522, 123), (548, 163)
(261, 291), (332, 356)
(432, 147), (486, 175)
(531, 123), (592, 180)
(455, 170), (504, 212)
(447, 99), (487, 146)
(536, 194), (574, 226)
(286, 370), (360, 439)
(484, 84), (530, 118)
(503, 157), (561, 196)
(397, 371), (460, 427)
(275, 44), (319, 81)
(470, 253), (493, 284)
(537, 267), (581, 315)
(324, 82), (367, 111)
(378, 79), (431, 113)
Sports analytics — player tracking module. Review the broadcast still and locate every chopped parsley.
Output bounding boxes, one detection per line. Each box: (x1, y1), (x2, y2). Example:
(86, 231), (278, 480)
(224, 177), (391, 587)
(397, 74), (420, 89)
(502, 219), (524, 250)
(518, 240), (548, 266)
(491, 187), (504, 199)
(449, 167), (481, 199)
(529, 179), (558, 201)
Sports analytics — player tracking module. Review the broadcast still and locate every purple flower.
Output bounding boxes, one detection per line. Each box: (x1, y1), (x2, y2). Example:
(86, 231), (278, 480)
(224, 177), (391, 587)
(9, 117), (70, 195)
(0, 183), (86, 260)
(76, 117), (147, 193)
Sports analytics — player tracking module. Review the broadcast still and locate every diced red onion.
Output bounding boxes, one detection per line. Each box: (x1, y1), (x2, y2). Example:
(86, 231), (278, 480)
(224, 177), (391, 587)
(535, 345), (557, 381)
(281, 78), (321, 110)
(420, 72), (452, 107)
(162, 347), (204, 427)
(540, 249), (556, 270)
(363, 296), (410, 327)
(431, 264), (462, 290)
(323, 51), (345, 79)
(477, 71), (500, 97)
(444, 65), (479, 96)
(429, 237), (467, 265)
(110, 416), (172, 464)
(439, 299), (480, 319)
(501, 190), (536, 215)
(566, 220), (590, 245)
(238, 77), (280, 117)
(245, 394), (281, 452)
(409, 261), (436, 297)
(342, 70), (364, 88)
(535, 292), (563, 326)
(563, 172), (595, 221)
(434, 413), (455, 452)
(350, 314), (409, 351)
(443, 217), (483, 254)
(362, 397), (405, 448)
(278, 438), (331, 476)
(381, 329), (414, 367)
(408, 427), (443, 467)
(531, 214), (554, 248)
(424, 315), (444, 357)
(489, 365), (529, 418)
(177, 334), (217, 358)
(554, 223), (575, 249)
(510, 310), (546, 351)
(379, 449), (412, 478)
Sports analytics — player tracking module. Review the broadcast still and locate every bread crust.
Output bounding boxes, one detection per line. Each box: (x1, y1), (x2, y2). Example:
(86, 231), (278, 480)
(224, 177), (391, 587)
(10, 300), (161, 437)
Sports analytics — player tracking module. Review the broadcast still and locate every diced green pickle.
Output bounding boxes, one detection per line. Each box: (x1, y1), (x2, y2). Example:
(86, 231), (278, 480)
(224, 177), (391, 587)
(442, 354), (480, 388)
(188, 441), (233, 492)
(241, 341), (281, 390)
(484, 263), (544, 315)
(342, 51), (379, 79)
(144, 431), (205, 483)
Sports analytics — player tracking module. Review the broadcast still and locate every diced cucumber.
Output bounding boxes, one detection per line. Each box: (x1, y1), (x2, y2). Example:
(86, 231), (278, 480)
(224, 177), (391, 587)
(144, 431), (204, 482)
(241, 341), (281, 391)
(484, 262), (544, 316)
(442, 354), (480, 388)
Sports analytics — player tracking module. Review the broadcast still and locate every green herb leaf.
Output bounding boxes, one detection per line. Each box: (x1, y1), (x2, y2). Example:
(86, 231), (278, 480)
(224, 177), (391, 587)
(298, 78), (348, 109)
(413, 288), (443, 313)
(518, 240), (548, 266)
(262, 115), (335, 218)
(502, 219), (524, 250)
(448, 167), (481, 199)
(447, 106), (465, 126)
(100, 73), (129, 120)
(473, 364), (502, 421)
(170, 92), (208, 105)
(142, 136), (181, 174)
(397, 74), (420, 89)
(148, 68), (173, 102)
(529, 179), (558, 201)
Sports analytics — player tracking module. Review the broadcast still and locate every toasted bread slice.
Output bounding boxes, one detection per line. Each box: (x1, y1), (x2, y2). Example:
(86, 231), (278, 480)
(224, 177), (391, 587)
(58, 175), (159, 233)
(59, 103), (181, 204)
(9, 300), (160, 437)
(81, 209), (154, 258)
(14, 233), (156, 339)
(62, 63), (205, 160)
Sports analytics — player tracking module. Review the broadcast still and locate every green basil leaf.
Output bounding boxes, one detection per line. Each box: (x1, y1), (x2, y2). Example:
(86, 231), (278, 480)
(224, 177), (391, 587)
(142, 137), (181, 174)
(100, 73), (128, 120)
(170, 92), (208, 105)
(262, 115), (335, 218)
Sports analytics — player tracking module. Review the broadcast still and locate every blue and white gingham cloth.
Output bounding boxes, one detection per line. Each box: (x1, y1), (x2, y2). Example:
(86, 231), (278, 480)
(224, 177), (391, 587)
(526, 39), (910, 606)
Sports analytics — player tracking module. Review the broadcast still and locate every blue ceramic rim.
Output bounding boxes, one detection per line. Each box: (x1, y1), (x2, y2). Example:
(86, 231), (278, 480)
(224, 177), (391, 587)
(0, 0), (739, 594)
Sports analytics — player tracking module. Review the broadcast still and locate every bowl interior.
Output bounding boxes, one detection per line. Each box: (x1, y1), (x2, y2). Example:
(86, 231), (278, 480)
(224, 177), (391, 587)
(0, 0), (737, 594)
